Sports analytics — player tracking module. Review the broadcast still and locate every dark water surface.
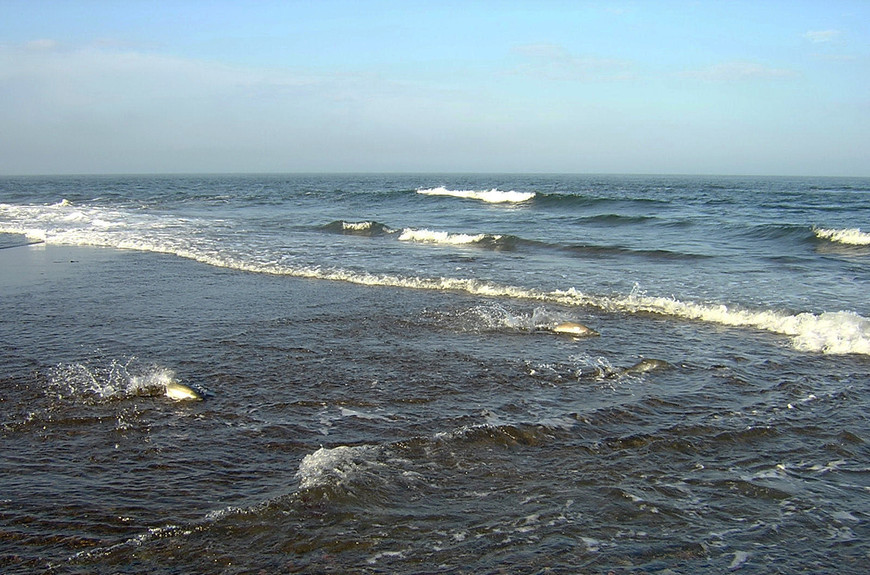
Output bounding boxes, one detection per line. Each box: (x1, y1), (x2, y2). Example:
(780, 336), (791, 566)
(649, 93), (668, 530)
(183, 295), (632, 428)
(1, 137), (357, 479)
(1, 174), (869, 573)
(1, 245), (867, 574)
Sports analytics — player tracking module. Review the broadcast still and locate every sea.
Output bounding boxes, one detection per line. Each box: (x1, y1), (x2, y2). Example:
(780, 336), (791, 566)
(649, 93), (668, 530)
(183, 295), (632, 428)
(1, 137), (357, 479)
(0, 173), (868, 574)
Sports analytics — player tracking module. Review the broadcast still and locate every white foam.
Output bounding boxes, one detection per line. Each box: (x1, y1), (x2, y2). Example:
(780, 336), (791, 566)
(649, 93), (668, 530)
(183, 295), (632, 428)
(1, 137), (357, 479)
(340, 407), (392, 421)
(295, 445), (382, 490)
(417, 186), (535, 203)
(398, 228), (497, 245)
(204, 505), (249, 522)
(367, 550), (407, 564)
(814, 227), (870, 246)
(342, 220), (395, 233)
(549, 288), (870, 356)
(343, 221), (374, 231)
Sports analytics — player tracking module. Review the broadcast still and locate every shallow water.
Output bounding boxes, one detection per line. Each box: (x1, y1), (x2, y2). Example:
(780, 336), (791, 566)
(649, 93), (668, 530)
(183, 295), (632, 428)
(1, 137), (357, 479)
(1, 174), (869, 573)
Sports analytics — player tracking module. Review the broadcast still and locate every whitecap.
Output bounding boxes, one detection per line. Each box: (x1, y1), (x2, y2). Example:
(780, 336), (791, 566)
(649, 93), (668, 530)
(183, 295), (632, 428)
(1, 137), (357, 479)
(398, 228), (496, 245)
(814, 227), (870, 246)
(417, 186), (535, 203)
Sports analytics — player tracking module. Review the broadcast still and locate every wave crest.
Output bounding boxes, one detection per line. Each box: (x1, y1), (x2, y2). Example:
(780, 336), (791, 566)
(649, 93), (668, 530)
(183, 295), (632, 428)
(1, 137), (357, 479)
(416, 187), (535, 204)
(398, 228), (515, 250)
(814, 227), (870, 246)
(320, 220), (397, 236)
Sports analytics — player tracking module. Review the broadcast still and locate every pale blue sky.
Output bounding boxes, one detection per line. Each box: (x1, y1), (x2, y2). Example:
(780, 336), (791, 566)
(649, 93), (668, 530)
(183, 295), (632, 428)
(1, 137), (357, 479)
(1, 0), (867, 175)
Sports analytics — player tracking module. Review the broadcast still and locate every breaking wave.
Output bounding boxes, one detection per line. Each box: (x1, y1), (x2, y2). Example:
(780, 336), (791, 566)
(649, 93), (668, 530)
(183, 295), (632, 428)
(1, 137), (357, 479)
(398, 228), (517, 250)
(416, 187), (535, 204)
(814, 227), (870, 246)
(320, 220), (397, 236)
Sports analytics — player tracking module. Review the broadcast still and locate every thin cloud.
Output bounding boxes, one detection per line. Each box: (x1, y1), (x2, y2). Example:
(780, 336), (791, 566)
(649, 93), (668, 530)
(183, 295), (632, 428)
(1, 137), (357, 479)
(682, 61), (795, 82)
(804, 29), (842, 43)
(511, 43), (634, 81)
(813, 53), (857, 62)
(24, 38), (58, 51)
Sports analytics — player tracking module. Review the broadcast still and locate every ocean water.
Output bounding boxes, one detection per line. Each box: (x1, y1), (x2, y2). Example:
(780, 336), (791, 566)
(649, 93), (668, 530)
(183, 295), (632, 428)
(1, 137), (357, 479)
(1, 174), (868, 573)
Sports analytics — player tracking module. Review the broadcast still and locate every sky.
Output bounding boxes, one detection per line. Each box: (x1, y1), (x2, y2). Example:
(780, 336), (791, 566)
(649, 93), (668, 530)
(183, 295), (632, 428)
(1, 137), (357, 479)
(0, 0), (868, 176)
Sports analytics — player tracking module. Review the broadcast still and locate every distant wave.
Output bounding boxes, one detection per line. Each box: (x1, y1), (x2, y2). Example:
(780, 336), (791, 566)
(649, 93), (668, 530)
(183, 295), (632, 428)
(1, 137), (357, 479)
(738, 223), (813, 243)
(416, 187), (535, 204)
(809, 184), (870, 193)
(813, 227), (870, 246)
(578, 213), (657, 225)
(563, 244), (708, 261)
(534, 192), (670, 209)
(320, 220), (397, 236)
(398, 228), (517, 250)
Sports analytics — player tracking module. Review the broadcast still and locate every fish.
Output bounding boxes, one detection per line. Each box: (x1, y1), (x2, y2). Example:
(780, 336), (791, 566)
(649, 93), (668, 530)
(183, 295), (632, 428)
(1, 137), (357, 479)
(550, 321), (599, 337)
(165, 381), (203, 401)
(622, 358), (672, 374)
(605, 358), (673, 378)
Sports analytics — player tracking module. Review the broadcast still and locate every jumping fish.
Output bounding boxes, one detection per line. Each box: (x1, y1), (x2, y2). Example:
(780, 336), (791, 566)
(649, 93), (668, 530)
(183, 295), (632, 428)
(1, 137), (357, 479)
(165, 381), (203, 401)
(550, 321), (599, 338)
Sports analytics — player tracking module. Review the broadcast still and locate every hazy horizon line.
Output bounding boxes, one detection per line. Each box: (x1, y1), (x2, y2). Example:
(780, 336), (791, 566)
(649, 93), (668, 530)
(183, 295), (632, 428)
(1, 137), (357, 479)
(2, 170), (869, 180)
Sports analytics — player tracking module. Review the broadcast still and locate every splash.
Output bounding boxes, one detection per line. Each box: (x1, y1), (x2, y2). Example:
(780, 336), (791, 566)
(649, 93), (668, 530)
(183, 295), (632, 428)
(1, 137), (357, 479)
(48, 360), (176, 402)
(295, 445), (383, 490)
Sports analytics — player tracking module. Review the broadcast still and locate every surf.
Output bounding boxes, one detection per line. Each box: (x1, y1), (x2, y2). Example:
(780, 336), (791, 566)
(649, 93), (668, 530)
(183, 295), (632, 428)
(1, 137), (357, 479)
(14, 223), (870, 356)
(813, 227), (870, 246)
(416, 186), (535, 204)
(397, 228), (519, 250)
(3, 180), (870, 357)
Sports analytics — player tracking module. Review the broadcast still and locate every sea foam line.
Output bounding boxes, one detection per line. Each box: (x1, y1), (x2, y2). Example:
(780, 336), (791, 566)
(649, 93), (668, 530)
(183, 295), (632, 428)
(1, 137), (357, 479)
(417, 186), (535, 203)
(549, 288), (870, 356)
(248, 261), (870, 356)
(814, 227), (870, 246)
(3, 208), (868, 356)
